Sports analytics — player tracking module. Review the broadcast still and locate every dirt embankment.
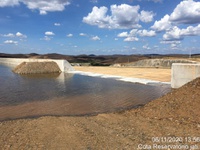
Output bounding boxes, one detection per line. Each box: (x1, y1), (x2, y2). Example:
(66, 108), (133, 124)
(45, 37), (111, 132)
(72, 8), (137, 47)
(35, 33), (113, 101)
(123, 59), (198, 68)
(0, 77), (200, 149)
(13, 62), (61, 74)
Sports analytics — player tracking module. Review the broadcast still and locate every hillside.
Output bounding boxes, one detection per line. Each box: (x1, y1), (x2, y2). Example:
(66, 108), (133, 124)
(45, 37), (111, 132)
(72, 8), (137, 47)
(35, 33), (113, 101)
(1, 53), (200, 66)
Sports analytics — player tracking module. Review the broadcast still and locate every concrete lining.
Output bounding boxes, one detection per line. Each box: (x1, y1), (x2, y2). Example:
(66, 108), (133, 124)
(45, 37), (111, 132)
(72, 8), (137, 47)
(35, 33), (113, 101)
(171, 63), (200, 88)
(0, 58), (74, 72)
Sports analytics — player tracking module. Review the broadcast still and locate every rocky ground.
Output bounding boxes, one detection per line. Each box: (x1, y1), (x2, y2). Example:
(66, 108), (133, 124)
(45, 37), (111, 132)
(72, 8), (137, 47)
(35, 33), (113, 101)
(0, 76), (200, 149)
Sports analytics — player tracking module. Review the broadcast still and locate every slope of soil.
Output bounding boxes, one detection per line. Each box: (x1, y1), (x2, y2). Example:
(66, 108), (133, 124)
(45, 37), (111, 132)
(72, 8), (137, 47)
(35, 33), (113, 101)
(13, 62), (61, 74)
(124, 59), (197, 68)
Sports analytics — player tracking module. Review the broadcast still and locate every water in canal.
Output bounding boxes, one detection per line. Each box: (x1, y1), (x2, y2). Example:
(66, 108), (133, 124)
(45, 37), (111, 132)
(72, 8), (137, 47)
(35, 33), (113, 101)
(0, 64), (171, 121)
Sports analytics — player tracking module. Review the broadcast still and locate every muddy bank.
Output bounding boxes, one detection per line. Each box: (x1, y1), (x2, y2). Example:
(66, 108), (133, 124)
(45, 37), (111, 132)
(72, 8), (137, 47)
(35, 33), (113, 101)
(0, 77), (200, 149)
(13, 61), (61, 74)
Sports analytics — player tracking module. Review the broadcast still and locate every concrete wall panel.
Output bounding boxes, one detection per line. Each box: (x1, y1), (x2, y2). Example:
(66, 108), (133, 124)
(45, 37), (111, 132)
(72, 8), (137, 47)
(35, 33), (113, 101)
(171, 63), (200, 88)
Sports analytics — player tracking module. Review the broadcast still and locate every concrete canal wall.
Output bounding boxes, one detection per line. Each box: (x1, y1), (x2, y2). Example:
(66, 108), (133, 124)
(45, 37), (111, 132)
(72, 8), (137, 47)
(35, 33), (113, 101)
(171, 63), (200, 88)
(0, 58), (74, 72)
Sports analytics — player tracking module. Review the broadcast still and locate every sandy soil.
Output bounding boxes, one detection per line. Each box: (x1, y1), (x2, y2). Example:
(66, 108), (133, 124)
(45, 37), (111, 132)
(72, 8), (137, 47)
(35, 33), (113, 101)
(0, 67), (200, 150)
(74, 66), (171, 82)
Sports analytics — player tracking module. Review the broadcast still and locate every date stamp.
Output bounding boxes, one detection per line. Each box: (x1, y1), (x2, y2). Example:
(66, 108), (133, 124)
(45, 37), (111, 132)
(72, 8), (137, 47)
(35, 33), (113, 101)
(152, 137), (200, 143)
(137, 137), (200, 150)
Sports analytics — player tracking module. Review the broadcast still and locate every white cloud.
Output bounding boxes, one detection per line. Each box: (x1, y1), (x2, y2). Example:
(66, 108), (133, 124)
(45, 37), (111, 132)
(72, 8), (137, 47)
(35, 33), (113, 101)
(114, 38), (118, 41)
(160, 40), (181, 44)
(54, 23), (61, 26)
(45, 31), (55, 36)
(91, 36), (100, 41)
(118, 29), (155, 42)
(151, 0), (200, 33)
(22, 0), (71, 15)
(137, 29), (156, 37)
(110, 4), (141, 29)
(162, 24), (200, 41)
(124, 37), (139, 42)
(16, 32), (27, 38)
(1, 32), (27, 38)
(117, 32), (129, 37)
(140, 10), (155, 23)
(129, 29), (138, 35)
(163, 26), (183, 41)
(0, 0), (19, 7)
(4, 40), (18, 44)
(180, 24), (200, 36)
(160, 40), (181, 50)
(67, 33), (73, 37)
(143, 44), (151, 50)
(82, 6), (111, 29)
(83, 4), (154, 29)
(170, 43), (180, 49)
(41, 36), (52, 41)
(2, 33), (15, 38)
(0, 0), (71, 15)
(151, 15), (172, 32)
(169, 0), (200, 24)
(90, 0), (98, 3)
(16, 32), (23, 37)
(79, 33), (87, 36)
(150, 0), (200, 45)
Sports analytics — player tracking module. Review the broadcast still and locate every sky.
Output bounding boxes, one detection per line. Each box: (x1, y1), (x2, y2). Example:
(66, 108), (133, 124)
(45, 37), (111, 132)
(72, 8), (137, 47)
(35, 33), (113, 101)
(0, 0), (200, 55)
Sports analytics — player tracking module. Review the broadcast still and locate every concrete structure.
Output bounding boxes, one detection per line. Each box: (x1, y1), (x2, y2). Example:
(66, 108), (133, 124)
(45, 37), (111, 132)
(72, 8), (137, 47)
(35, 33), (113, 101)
(171, 63), (200, 88)
(0, 58), (74, 72)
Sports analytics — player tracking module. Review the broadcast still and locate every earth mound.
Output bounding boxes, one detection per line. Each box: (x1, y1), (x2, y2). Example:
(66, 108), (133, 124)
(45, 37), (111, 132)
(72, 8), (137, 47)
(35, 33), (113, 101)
(124, 59), (197, 68)
(13, 61), (61, 74)
(135, 76), (200, 128)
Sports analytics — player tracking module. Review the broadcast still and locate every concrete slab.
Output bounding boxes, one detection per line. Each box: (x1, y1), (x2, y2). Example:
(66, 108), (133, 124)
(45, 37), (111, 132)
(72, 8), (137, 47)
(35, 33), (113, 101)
(171, 63), (200, 88)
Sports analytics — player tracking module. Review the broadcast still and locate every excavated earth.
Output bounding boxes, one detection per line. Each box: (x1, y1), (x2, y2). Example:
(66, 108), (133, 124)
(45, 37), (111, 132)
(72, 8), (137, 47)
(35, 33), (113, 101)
(0, 77), (200, 149)
(13, 61), (61, 74)
(124, 59), (197, 68)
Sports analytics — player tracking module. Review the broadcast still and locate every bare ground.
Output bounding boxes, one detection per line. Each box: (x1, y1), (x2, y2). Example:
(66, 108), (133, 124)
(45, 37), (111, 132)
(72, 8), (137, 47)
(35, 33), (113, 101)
(74, 66), (171, 82)
(0, 67), (200, 150)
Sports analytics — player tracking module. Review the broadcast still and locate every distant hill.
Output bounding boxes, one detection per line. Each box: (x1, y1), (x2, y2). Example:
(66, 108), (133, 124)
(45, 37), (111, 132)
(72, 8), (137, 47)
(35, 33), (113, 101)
(0, 53), (199, 66)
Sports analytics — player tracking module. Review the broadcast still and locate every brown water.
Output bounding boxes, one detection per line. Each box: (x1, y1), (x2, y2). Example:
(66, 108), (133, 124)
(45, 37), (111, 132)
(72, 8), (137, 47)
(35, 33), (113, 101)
(0, 65), (171, 121)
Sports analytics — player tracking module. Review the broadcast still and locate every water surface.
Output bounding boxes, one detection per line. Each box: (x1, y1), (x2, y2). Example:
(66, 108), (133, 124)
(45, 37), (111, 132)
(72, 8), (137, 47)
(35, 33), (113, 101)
(0, 65), (171, 121)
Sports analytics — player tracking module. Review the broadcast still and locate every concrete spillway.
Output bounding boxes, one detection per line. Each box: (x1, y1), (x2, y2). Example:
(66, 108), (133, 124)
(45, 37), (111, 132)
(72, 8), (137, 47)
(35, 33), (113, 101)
(0, 58), (74, 73)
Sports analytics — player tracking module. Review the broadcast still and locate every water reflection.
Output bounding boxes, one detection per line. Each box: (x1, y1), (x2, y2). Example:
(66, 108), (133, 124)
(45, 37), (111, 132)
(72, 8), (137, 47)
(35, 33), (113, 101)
(0, 65), (171, 121)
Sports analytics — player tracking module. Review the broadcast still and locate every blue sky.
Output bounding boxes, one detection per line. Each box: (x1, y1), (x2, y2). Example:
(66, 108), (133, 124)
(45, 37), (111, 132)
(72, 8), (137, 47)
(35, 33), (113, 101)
(0, 0), (200, 55)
